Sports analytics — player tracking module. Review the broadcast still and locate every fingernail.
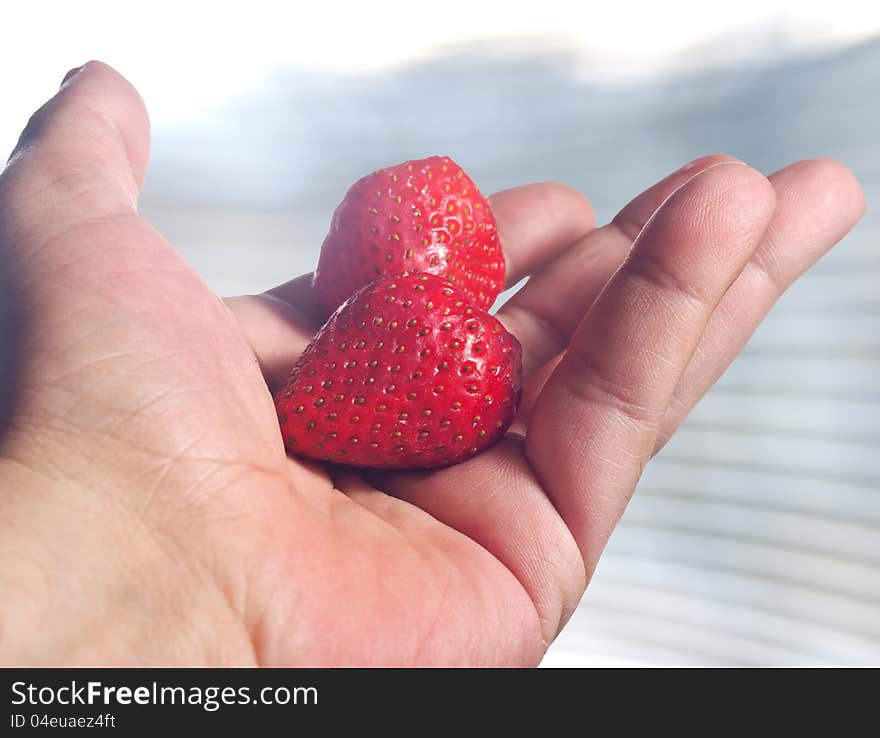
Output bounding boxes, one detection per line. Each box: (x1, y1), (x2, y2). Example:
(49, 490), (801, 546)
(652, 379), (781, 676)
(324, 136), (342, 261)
(60, 66), (83, 87)
(678, 157), (709, 173)
(677, 155), (744, 175)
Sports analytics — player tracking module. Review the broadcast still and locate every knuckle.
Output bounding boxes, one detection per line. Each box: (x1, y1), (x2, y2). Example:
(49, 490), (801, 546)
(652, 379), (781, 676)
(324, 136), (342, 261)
(626, 249), (712, 310)
(744, 249), (787, 297)
(562, 348), (661, 430)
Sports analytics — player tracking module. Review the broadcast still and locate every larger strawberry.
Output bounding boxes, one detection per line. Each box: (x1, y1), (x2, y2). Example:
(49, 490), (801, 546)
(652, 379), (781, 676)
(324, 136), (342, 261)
(276, 273), (521, 469)
(313, 156), (505, 317)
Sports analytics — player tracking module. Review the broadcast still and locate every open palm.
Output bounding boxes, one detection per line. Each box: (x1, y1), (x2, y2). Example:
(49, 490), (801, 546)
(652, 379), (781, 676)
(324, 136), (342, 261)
(0, 63), (864, 665)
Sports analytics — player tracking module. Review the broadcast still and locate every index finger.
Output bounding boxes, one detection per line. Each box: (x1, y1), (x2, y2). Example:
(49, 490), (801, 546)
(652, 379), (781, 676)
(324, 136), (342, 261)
(489, 182), (594, 285)
(526, 163), (776, 570)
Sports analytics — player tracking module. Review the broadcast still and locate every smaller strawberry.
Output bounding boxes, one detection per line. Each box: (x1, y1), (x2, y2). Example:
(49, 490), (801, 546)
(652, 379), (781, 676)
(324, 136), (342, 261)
(313, 155), (505, 318)
(275, 273), (521, 469)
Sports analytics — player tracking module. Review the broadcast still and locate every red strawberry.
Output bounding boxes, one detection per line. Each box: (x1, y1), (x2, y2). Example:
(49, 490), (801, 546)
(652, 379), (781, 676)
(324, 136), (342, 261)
(313, 155), (505, 317)
(276, 273), (521, 469)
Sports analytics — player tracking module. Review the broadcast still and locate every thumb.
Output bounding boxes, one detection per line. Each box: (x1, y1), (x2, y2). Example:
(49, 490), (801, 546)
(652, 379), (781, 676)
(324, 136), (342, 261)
(1, 61), (150, 260)
(0, 62), (151, 439)
(0, 246), (20, 439)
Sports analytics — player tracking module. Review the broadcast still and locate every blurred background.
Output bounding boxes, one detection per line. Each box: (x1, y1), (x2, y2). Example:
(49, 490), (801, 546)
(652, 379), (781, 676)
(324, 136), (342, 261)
(2, 1), (878, 665)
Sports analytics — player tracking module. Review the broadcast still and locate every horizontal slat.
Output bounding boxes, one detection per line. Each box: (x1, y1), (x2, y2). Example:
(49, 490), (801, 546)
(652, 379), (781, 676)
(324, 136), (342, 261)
(586, 580), (879, 663)
(773, 273), (880, 310)
(594, 554), (880, 643)
(661, 427), (880, 482)
(621, 494), (880, 566)
(606, 522), (880, 604)
(544, 631), (725, 667)
(639, 459), (880, 524)
(744, 312), (880, 354)
(554, 603), (822, 666)
(685, 390), (880, 440)
(780, 227), (879, 276)
(713, 355), (880, 397)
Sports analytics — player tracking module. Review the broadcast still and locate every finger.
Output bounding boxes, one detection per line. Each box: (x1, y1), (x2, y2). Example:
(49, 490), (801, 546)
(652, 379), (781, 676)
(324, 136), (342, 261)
(0, 60), (155, 392)
(1, 61), (150, 254)
(225, 289), (319, 391)
(508, 157), (867, 432)
(489, 183), (594, 285)
(0, 61), (156, 384)
(655, 157), (866, 450)
(264, 272), (324, 325)
(0, 64), (288, 475)
(499, 155), (740, 376)
(525, 163), (776, 572)
(225, 273), (323, 394)
(227, 183), (595, 390)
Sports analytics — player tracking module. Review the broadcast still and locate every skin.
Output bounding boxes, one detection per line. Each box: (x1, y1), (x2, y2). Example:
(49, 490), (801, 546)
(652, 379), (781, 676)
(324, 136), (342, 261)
(0, 62), (865, 666)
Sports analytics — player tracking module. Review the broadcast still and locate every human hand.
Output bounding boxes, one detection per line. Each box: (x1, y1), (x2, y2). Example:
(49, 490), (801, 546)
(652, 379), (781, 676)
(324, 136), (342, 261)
(0, 62), (865, 665)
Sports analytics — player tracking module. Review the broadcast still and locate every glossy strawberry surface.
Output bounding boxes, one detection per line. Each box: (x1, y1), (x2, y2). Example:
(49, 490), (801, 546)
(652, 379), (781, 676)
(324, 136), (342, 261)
(313, 156), (505, 317)
(276, 273), (521, 469)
